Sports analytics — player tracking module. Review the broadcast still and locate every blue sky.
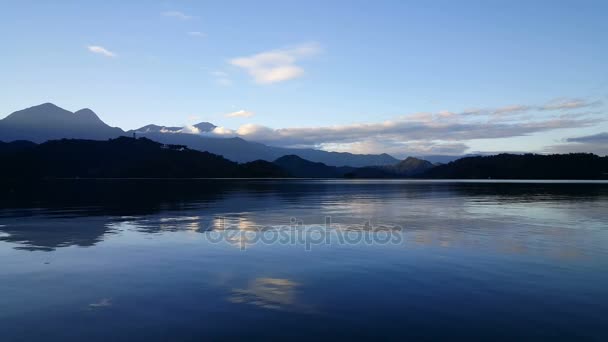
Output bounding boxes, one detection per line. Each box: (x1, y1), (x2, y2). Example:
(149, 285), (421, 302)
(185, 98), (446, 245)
(1, 0), (607, 156)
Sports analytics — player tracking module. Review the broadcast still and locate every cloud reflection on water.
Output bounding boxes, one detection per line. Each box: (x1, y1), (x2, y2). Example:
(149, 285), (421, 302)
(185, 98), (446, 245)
(228, 277), (302, 312)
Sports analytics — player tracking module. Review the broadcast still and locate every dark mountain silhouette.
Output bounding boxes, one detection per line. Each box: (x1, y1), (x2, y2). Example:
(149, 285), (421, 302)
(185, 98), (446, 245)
(416, 155), (471, 164)
(0, 140), (37, 154)
(273, 155), (423, 178)
(339, 156), (435, 178)
(420, 153), (608, 179)
(193, 122), (217, 132)
(0, 103), (124, 142)
(274, 148), (398, 167)
(274, 155), (356, 178)
(380, 157), (435, 176)
(133, 131), (399, 167)
(0, 137), (286, 178)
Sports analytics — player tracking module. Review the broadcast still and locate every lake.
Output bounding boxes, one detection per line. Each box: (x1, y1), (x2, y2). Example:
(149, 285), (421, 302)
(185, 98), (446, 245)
(1, 179), (607, 341)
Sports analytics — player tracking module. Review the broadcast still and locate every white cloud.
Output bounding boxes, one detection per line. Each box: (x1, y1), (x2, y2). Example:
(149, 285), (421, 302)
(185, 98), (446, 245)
(236, 123), (275, 136)
(230, 42), (321, 84)
(87, 45), (116, 58)
(162, 11), (193, 20)
(211, 126), (236, 135)
(211, 71), (228, 77)
(210, 71), (232, 86)
(187, 31), (206, 37)
(180, 125), (201, 134)
(226, 110), (254, 118)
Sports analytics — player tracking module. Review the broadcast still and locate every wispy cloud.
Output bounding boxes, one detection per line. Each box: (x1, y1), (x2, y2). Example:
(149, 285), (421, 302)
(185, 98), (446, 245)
(201, 97), (605, 156)
(88, 298), (112, 309)
(492, 105), (532, 115)
(210, 116), (597, 149)
(546, 132), (608, 156)
(321, 140), (470, 156)
(210, 71), (232, 86)
(230, 42), (321, 84)
(162, 11), (193, 20)
(226, 110), (254, 118)
(87, 45), (116, 58)
(539, 98), (600, 111)
(461, 99), (600, 119)
(567, 132), (608, 143)
(187, 31), (206, 37)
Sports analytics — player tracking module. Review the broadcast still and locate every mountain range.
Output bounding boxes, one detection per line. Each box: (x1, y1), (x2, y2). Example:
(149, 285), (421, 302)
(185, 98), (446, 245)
(0, 103), (401, 167)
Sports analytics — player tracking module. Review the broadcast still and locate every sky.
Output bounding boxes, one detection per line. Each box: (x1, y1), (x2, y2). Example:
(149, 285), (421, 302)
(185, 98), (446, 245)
(1, 0), (607, 157)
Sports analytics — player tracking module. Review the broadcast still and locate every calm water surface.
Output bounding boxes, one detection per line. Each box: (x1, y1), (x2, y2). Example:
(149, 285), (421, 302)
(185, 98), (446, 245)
(1, 180), (607, 341)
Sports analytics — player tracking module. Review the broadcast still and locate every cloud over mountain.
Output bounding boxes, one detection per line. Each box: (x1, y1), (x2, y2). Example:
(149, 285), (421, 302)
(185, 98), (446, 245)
(203, 100), (603, 155)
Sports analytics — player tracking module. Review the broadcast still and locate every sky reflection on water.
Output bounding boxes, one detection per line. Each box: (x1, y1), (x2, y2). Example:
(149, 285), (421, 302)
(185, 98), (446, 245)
(0, 180), (607, 341)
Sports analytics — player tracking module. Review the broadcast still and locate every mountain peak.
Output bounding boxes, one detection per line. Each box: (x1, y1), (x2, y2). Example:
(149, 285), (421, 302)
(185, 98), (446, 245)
(401, 156), (423, 163)
(396, 157), (433, 169)
(193, 122), (216, 132)
(75, 108), (95, 115)
(74, 108), (102, 122)
(37, 102), (62, 109)
(274, 154), (307, 163)
(383, 156), (435, 176)
(274, 154), (348, 178)
(2, 103), (72, 123)
(0, 103), (124, 143)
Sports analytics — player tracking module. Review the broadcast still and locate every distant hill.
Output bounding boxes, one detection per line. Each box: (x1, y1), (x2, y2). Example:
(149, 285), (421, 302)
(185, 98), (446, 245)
(0, 103), (124, 142)
(416, 155), (473, 164)
(273, 155), (414, 178)
(274, 155), (355, 178)
(0, 137), (286, 178)
(379, 157), (435, 176)
(420, 153), (608, 179)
